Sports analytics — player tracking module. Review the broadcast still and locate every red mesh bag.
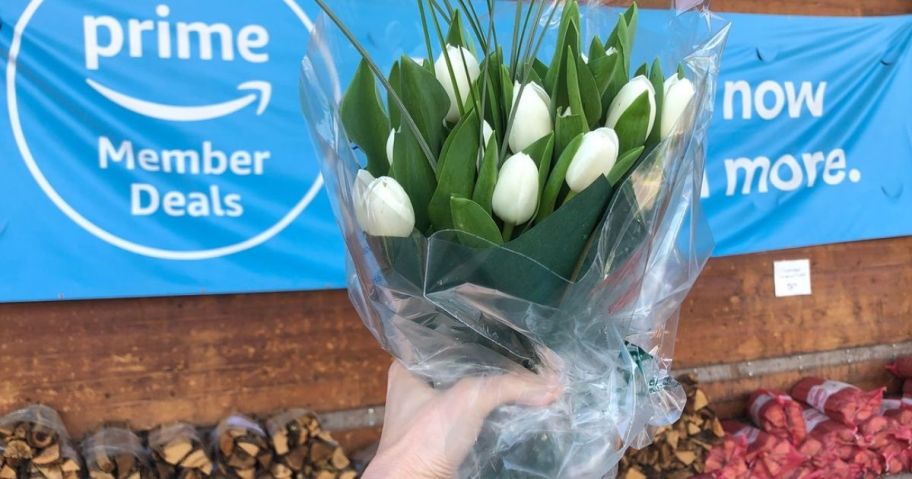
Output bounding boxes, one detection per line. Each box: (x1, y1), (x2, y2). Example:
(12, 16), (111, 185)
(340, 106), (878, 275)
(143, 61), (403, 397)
(802, 409), (857, 459)
(747, 389), (806, 443)
(722, 421), (805, 479)
(887, 356), (912, 378)
(703, 435), (750, 479)
(791, 377), (884, 426)
(881, 398), (912, 440)
(905, 379), (912, 397)
(797, 436), (860, 479)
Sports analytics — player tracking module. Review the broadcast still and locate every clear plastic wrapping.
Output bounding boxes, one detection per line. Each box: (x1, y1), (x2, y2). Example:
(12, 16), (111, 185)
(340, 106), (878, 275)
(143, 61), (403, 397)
(300, 1), (728, 476)
(211, 414), (272, 479)
(265, 410), (356, 478)
(82, 426), (154, 479)
(0, 405), (81, 479)
(148, 423), (213, 479)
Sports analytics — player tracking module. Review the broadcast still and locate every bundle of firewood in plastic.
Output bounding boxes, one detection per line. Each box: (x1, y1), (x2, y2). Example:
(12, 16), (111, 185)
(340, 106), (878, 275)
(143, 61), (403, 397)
(148, 423), (213, 479)
(82, 426), (155, 479)
(619, 375), (725, 479)
(791, 377), (883, 427)
(212, 415), (273, 479)
(0, 405), (81, 479)
(265, 409), (356, 479)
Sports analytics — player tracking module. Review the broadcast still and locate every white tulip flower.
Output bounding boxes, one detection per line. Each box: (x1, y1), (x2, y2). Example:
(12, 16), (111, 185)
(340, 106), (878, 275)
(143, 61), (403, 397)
(492, 153), (539, 225)
(352, 169), (375, 232)
(434, 45), (481, 123)
(362, 176), (415, 237)
(660, 75), (696, 139)
(385, 129), (395, 165)
(565, 128), (620, 192)
(605, 75), (656, 144)
(508, 81), (553, 153)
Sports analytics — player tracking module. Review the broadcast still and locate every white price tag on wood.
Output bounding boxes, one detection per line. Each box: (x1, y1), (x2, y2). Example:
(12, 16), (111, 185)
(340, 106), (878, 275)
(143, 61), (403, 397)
(773, 259), (812, 297)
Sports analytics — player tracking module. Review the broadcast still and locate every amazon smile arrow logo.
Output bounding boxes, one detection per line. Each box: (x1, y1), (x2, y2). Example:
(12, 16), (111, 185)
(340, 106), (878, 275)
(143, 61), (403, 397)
(85, 79), (272, 122)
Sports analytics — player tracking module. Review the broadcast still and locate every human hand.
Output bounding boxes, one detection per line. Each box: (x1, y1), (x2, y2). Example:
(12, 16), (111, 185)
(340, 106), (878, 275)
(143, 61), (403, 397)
(363, 361), (563, 479)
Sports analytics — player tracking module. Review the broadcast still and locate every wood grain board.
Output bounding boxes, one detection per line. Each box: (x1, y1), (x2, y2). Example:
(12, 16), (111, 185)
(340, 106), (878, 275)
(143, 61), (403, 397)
(0, 0), (910, 452)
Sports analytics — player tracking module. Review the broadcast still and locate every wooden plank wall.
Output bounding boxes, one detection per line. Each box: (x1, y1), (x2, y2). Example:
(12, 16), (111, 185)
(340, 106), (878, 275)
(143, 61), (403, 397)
(1, 0), (911, 454)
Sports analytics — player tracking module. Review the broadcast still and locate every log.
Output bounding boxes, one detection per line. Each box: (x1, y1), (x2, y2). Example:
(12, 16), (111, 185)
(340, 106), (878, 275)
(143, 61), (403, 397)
(0, 405), (80, 479)
(82, 426), (153, 479)
(212, 415), (272, 479)
(148, 423), (214, 479)
(619, 375), (725, 479)
(264, 410), (357, 479)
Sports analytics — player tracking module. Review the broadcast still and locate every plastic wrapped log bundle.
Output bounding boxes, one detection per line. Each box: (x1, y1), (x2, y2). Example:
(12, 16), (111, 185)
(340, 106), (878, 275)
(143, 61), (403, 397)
(0, 405), (81, 479)
(82, 426), (154, 479)
(148, 423), (213, 479)
(887, 356), (912, 378)
(747, 390), (807, 443)
(791, 378), (884, 427)
(264, 410), (356, 479)
(212, 415), (272, 479)
(619, 375), (725, 479)
(721, 421), (804, 479)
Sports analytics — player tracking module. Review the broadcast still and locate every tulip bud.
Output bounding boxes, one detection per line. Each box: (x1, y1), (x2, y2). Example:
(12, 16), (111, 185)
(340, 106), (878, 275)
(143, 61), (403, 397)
(660, 75), (696, 139)
(352, 169), (376, 232)
(605, 75), (656, 147)
(565, 128), (620, 192)
(508, 81), (553, 153)
(362, 176), (415, 237)
(434, 45), (481, 123)
(385, 129), (395, 165)
(492, 152), (539, 225)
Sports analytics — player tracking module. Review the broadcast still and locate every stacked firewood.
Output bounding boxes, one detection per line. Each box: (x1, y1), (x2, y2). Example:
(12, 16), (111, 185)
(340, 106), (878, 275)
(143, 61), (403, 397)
(212, 415), (274, 479)
(82, 426), (154, 479)
(148, 423), (213, 479)
(265, 410), (356, 479)
(0, 405), (81, 479)
(619, 375), (725, 479)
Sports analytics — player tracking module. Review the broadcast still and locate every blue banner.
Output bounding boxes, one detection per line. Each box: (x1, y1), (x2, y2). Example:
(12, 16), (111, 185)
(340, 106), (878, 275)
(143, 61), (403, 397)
(0, 2), (910, 302)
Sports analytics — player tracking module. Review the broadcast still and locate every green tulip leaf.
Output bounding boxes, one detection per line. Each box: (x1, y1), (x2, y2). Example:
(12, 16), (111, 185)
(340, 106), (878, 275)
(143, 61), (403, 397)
(428, 109), (482, 230)
(545, 0), (580, 93)
(613, 91), (651, 153)
(538, 132), (584, 220)
(398, 55), (450, 155)
(575, 51), (602, 128)
(450, 197), (503, 247)
(387, 60), (401, 129)
(340, 59), (391, 177)
(473, 136), (499, 214)
(532, 58), (549, 84)
(446, 10), (472, 51)
(607, 15), (630, 74)
(646, 58), (665, 148)
(634, 62), (648, 78)
(554, 110), (587, 158)
(678, 63), (686, 79)
(522, 133), (555, 200)
(607, 146), (645, 186)
(588, 36), (607, 65)
(623, 3), (638, 51)
(505, 175), (613, 280)
(390, 126), (437, 232)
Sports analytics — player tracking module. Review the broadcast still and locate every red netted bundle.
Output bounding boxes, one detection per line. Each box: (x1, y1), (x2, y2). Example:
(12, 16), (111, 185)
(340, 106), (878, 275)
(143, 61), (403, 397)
(888, 356), (912, 378)
(795, 435), (862, 479)
(905, 379), (912, 397)
(702, 435), (750, 479)
(882, 398), (912, 439)
(747, 389), (806, 443)
(858, 415), (890, 449)
(791, 377), (884, 426)
(802, 409), (857, 459)
(722, 421), (805, 479)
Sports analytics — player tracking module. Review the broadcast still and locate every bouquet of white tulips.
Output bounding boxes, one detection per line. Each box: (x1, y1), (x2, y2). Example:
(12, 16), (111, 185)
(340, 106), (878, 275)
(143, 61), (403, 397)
(300, 0), (727, 476)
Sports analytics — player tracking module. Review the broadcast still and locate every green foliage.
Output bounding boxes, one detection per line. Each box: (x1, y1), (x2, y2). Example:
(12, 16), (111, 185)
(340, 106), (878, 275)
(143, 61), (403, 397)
(428, 109), (483, 230)
(538, 133), (584, 219)
(450, 197), (504, 246)
(607, 146), (645, 186)
(613, 92), (651, 153)
(397, 56), (450, 155)
(545, 0), (580, 93)
(646, 58), (665, 148)
(390, 127), (436, 232)
(340, 59), (391, 177)
(473, 136), (499, 214)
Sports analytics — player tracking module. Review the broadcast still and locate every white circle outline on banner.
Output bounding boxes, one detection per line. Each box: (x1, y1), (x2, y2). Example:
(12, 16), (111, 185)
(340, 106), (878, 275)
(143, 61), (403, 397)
(7, 0), (329, 261)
